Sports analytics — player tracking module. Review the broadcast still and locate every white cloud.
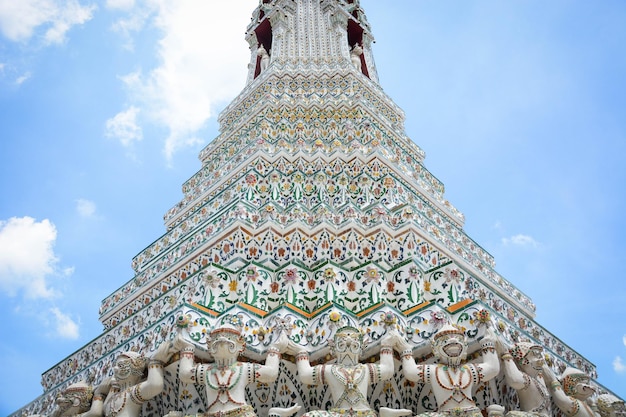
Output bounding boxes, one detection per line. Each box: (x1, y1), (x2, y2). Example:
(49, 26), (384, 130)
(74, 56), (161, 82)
(114, 0), (257, 161)
(502, 234), (540, 248)
(43, 0), (96, 45)
(15, 71), (31, 85)
(50, 307), (80, 339)
(105, 106), (143, 147)
(0, 0), (96, 45)
(106, 0), (134, 11)
(0, 0), (56, 42)
(107, 0), (148, 50)
(75, 198), (96, 218)
(110, 15), (145, 50)
(611, 336), (626, 374)
(0, 216), (60, 298)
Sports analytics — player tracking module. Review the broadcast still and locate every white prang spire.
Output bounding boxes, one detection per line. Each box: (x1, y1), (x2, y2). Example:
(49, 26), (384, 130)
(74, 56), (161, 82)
(244, 0), (378, 83)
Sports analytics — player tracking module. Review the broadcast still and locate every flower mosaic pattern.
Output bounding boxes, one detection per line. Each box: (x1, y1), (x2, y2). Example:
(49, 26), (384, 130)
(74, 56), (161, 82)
(105, 152), (534, 322)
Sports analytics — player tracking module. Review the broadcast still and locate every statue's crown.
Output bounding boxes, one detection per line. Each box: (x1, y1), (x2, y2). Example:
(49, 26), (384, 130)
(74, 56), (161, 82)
(210, 315), (244, 337)
(510, 342), (542, 364)
(561, 367), (589, 396)
(334, 325), (363, 340)
(561, 367), (587, 380)
(117, 351), (147, 375)
(210, 324), (242, 337)
(432, 323), (464, 341)
(64, 381), (92, 393)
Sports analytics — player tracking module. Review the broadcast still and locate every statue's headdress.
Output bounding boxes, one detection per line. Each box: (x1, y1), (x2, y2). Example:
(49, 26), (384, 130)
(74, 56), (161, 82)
(431, 323), (465, 342)
(207, 315), (246, 353)
(561, 367), (590, 396)
(330, 326), (365, 355)
(55, 381), (94, 410)
(334, 326), (364, 341)
(118, 351), (147, 376)
(510, 342), (542, 366)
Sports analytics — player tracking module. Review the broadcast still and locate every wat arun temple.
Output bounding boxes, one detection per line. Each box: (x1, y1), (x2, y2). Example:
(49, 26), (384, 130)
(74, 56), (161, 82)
(13, 1), (625, 417)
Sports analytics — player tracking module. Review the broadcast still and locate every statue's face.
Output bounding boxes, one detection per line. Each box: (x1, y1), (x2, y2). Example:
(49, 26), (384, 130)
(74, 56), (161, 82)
(574, 376), (595, 400)
(438, 333), (466, 360)
(522, 347), (544, 373)
(53, 384), (92, 417)
(54, 393), (73, 415)
(209, 332), (243, 359)
(54, 392), (82, 416)
(431, 331), (468, 366)
(333, 330), (362, 365)
(114, 356), (134, 380)
(55, 393), (71, 407)
(335, 331), (362, 354)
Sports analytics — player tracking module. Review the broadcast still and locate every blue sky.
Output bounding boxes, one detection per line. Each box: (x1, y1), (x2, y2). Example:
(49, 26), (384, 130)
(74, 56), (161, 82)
(0, 0), (625, 414)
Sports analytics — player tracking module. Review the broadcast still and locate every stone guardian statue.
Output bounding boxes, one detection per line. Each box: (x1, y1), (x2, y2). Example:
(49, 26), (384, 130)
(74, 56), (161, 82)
(79, 340), (175, 417)
(499, 341), (552, 417)
(257, 44), (270, 73)
(544, 367), (599, 417)
(350, 44), (363, 72)
(393, 323), (500, 417)
(292, 325), (410, 417)
(177, 321), (297, 417)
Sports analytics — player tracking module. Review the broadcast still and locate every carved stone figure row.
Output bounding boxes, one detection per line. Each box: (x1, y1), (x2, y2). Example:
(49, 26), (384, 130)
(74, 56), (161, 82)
(42, 318), (619, 417)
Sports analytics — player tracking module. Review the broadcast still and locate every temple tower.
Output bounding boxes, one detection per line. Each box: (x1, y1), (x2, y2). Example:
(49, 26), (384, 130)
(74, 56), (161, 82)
(13, 1), (618, 416)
